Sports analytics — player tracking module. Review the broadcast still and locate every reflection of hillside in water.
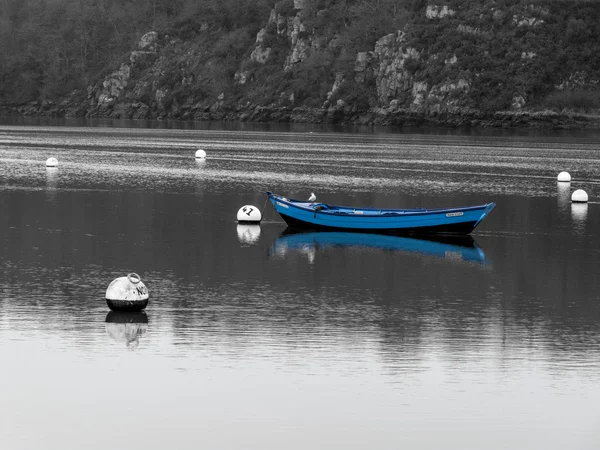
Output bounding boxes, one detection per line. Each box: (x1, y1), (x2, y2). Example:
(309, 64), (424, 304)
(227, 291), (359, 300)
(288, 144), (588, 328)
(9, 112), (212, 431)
(105, 311), (148, 348)
(1, 187), (600, 371)
(270, 230), (488, 265)
(146, 280), (600, 376)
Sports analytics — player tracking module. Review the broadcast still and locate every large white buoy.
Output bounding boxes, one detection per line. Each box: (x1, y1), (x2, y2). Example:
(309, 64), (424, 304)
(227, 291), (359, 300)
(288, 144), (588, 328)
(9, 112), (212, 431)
(571, 189), (588, 203)
(105, 273), (149, 311)
(237, 205), (262, 223)
(46, 157), (58, 167)
(195, 149), (206, 159)
(237, 224), (261, 244)
(557, 171), (571, 182)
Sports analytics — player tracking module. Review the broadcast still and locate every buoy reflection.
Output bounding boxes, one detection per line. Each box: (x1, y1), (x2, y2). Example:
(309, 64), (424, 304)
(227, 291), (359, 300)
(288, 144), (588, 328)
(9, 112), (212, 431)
(46, 167), (58, 186)
(571, 203), (588, 235)
(557, 181), (571, 211)
(46, 167), (58, 201)
(237, 224), (261, 244)
(105, 311), (148, 348)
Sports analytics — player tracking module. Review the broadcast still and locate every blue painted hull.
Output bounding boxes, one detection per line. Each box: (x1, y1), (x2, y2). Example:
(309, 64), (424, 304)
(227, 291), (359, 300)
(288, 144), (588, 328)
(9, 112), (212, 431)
(267, 192), (495, 235)
(273, 230), (488, 264)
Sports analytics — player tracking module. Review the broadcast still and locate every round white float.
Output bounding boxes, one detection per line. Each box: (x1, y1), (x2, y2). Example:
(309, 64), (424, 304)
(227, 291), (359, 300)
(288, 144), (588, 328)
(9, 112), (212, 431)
(237, 205), (262, 223)
(105, 273), (149, 311)
(571, 189), (589, 203)
(237, 224), (261, 244)
(195, 149), (206, 159)
(46, 157), (58, 167)
(557, 171), (571, 182)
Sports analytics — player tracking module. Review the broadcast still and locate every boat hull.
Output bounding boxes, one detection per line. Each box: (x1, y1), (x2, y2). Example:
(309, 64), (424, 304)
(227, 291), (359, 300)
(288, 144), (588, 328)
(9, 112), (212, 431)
(278, 211), (479, 235)
(267, 192), (495, 236)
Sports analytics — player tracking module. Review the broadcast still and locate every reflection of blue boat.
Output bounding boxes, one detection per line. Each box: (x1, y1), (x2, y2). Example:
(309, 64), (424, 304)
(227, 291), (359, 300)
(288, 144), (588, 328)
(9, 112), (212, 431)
(272, 230), (488, 264)
(267, 192), (495, 235)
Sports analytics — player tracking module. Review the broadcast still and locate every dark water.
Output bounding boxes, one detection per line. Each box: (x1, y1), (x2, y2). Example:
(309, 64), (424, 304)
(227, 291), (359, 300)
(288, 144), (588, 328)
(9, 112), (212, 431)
(1, 121), (599, 450)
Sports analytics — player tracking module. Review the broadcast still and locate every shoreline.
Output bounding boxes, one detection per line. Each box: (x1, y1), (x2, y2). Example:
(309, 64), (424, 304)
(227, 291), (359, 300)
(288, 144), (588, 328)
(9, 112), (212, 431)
(1, 102), (598, 130)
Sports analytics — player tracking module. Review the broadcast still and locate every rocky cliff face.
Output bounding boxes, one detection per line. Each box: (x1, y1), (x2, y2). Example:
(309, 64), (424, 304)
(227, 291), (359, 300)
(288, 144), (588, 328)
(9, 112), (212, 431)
(87, 31), (160, 119)
(359, 31), (420, 105)
(7, 0), (598, 129)
(354, 19), (471, 115)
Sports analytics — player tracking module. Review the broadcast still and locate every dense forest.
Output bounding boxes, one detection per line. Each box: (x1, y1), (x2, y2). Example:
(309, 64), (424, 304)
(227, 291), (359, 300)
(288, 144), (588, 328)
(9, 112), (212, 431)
(1, 0), (600, 127)
(0, 0), (277, 101)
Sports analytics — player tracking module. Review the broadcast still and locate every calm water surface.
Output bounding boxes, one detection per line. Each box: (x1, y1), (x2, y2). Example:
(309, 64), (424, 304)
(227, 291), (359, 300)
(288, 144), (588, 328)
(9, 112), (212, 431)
(1, 120), (600, 449)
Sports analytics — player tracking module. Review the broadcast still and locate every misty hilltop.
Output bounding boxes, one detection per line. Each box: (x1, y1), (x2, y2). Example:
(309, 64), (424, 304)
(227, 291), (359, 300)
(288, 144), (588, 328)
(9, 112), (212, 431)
(2, 0), (600, 128)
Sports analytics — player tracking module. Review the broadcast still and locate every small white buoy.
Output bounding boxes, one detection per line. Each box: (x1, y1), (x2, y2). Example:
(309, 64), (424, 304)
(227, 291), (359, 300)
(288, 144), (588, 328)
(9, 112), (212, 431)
(237, 205), (262, 223)
(105, 273), (149, 311)
(308, 192), (316, 202)
(557, 171), (571, 182)
(237, 224), (261, 244)
(195, 149), (206, 159)
(571, 189), (588, 203)
(46, 157), (58, 167)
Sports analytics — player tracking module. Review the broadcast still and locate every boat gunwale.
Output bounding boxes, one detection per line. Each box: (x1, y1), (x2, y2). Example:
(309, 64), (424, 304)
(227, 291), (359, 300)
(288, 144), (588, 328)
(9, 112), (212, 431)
(267, 192), (495, 218)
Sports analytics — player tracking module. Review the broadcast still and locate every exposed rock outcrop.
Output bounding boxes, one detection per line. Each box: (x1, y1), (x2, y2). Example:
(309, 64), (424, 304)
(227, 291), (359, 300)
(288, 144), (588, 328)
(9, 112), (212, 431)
(91, 64), (131, 110)
(371, 31), (420, 105)
(89, 31), (161, 113)
(556, 72), (600, 90)
(236, 2), (315, 77)
(355, 29), (472, 114)
(284, 14), (310, 70)
(426, 5), (455, 19)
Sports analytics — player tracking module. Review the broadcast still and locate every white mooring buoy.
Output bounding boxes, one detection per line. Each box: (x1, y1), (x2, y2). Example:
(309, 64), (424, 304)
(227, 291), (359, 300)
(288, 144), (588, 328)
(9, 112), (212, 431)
(46, 157), (58, 167)
(105, 273), (149, 311)
(195, 149), (206, 159)
(571, 189), (588, 203)
(557, 171), (571, 182)
(237, 205), (262, 224)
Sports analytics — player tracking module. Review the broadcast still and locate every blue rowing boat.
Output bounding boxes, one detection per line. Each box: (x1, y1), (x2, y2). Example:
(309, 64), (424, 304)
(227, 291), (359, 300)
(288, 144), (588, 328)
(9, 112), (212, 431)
(272, 230), (488, 264)
(266, 191), (495, 235)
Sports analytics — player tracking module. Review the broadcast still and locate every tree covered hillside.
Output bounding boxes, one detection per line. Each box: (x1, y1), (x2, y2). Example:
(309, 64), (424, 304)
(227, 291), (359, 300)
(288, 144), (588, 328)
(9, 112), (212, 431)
(0, 0), (276, 102)
(2, 0), (600, 126)
(403, 0), (600, 112)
